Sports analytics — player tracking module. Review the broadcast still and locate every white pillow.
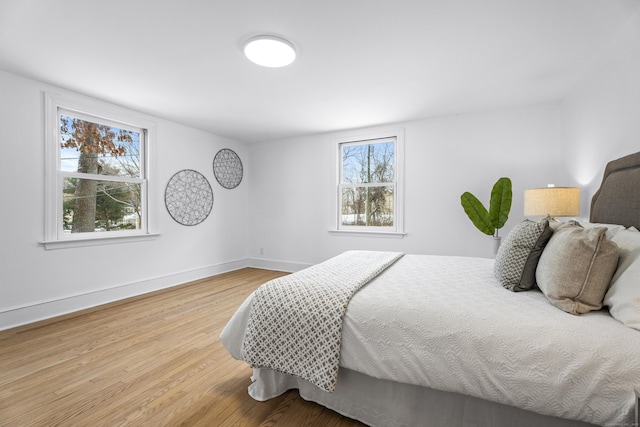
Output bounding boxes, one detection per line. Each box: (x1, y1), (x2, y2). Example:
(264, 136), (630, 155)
(579, 221), (627, 239)
(604, 229), (640, 330)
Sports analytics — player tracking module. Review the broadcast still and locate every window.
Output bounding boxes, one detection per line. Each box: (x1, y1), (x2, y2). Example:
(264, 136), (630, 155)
(44, 92), (156, 249)
(335, 130), (404, 235)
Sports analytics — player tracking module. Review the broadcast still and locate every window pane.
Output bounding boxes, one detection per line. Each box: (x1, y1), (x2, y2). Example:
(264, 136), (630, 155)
(63, 177), (142, 233)
(341, 186), (394, 227)
(60, 114), (141, 178)
(341, 140), (394, 184)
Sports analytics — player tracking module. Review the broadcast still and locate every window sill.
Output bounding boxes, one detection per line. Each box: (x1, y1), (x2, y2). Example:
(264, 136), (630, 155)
(41, 233), (160, 250)
(328, 229), (406, 238)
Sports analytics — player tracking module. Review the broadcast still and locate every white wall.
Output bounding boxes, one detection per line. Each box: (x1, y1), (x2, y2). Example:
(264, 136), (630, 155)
(248, 7), (640, 272)
(0, 71), (249, 330)
(4, 4), (637, 329)
(248, 103), (564, 269)
(561, 7), (640, 214)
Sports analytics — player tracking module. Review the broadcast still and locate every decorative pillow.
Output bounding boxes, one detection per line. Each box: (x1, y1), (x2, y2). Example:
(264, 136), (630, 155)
(604, 229), (640, 330)
(536, 222), (619, 315)
(494, 218), (552, 291)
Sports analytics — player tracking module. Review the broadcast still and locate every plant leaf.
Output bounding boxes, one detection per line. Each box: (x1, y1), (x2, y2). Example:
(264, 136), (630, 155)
(489, 177), (512, 229)
(461, 192), (494, 235)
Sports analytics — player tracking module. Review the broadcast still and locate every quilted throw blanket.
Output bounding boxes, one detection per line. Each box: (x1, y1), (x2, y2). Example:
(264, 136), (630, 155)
(241, 250), (404, 392)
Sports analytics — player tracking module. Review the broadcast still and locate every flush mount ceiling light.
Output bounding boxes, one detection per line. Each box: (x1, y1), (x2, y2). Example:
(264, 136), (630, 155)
(243, 35), (296, 68)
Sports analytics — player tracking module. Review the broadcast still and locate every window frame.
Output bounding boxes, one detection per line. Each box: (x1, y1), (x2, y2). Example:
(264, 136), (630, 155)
(43, 92), (158, 250)
(332, 129), (405, 237)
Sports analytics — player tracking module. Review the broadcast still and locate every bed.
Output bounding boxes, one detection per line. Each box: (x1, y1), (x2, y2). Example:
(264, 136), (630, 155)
(221, 151), (640, 427)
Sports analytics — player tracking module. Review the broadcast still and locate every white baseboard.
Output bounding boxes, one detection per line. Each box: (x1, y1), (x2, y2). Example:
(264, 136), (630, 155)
(0, 258), (248, 331)
(247, 257), (311, 273)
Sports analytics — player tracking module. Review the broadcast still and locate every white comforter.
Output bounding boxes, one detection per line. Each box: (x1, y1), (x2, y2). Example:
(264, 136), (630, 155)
(221, 254), (640, 426)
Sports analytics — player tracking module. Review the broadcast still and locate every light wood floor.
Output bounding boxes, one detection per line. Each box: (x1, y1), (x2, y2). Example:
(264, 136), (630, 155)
(0, 268), (365, 427)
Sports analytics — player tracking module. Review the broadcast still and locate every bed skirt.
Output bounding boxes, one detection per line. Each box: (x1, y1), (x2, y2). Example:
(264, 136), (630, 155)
(249, 367), (596, 427)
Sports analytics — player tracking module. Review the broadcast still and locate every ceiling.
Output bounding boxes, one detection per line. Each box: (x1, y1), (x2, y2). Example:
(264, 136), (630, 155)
(1, 0), (638, 143)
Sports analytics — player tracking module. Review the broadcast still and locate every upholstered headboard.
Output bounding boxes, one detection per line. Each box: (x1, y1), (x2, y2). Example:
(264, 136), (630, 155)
(590, 151), (640, 229)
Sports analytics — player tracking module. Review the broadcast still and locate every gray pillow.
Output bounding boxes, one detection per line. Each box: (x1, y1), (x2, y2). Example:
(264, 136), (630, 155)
(536, 222), (619, 315)
(494, 218), (553, 291)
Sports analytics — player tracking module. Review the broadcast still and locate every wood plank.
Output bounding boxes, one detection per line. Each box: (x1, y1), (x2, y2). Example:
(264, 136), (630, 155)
(0, 268), (365, 426)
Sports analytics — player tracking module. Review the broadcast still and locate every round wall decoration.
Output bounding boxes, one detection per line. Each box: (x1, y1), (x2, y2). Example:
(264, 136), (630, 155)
(213, 148), (243, 189)
(165, 169), (213, 226)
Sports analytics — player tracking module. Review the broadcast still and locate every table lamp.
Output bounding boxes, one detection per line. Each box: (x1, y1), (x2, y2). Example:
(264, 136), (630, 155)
(524, 186), (580, 220)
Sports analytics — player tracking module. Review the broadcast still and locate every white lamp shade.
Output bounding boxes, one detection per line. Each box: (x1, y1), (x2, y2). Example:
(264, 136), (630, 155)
(524, 187), (580, 218)
(244, 36), (296, 68)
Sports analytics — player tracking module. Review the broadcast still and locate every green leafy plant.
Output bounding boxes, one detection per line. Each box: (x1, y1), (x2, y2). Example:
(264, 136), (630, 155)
(461, 177), (512, 237)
